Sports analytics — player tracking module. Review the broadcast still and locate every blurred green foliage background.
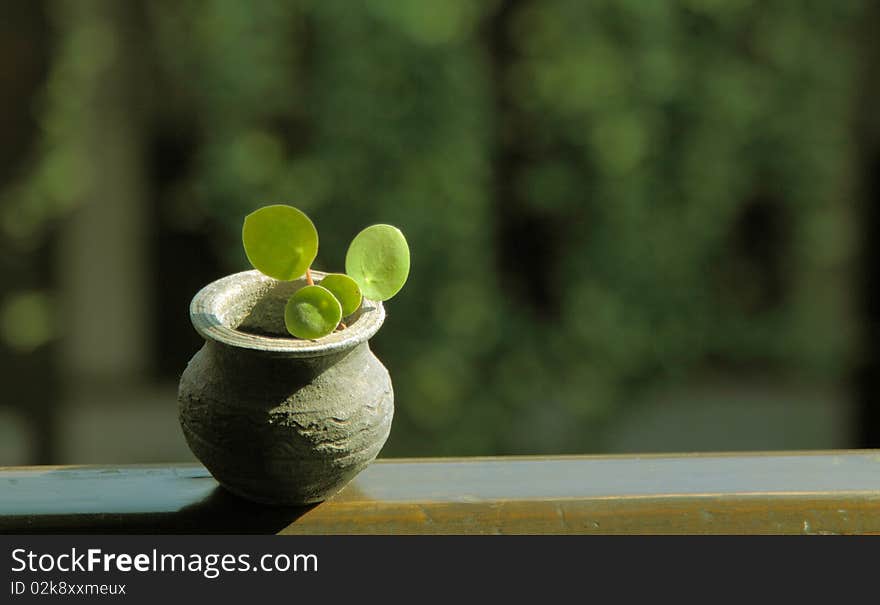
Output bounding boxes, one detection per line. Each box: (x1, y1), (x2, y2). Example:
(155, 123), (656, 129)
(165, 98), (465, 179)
(0, 0), (872, 461)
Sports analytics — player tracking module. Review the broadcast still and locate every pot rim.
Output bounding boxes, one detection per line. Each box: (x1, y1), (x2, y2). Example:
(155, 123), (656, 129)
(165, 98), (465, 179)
(189, 269), (385, 357)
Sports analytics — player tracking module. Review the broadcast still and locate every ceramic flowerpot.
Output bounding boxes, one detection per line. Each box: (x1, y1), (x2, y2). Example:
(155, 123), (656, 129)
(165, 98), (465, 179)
(178, 269), (393, 505)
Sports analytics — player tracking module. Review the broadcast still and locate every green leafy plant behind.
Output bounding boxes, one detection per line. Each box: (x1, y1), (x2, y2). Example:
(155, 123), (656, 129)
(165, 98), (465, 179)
(319, 273), (363, 316)
(345, 224), (411, 301)
(242, 204), (409, 339)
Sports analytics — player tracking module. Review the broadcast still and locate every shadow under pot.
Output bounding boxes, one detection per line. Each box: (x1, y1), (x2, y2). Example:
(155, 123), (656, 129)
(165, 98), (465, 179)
(178, 269), (393, 505)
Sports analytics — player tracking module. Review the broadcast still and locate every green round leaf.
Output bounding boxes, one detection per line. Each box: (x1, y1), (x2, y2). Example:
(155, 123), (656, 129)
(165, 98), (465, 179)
(284, 285), (342, 339)
(242, 205), (319, 281)
(345, 224), (410, 301)
(319, 273), (363, 316)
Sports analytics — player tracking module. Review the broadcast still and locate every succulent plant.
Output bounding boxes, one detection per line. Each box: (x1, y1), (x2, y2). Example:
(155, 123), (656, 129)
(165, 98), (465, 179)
(242, 204), (410, 339)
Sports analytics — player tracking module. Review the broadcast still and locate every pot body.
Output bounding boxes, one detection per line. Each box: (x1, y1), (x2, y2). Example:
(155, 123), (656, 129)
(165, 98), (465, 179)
(177, 270), (393, 505)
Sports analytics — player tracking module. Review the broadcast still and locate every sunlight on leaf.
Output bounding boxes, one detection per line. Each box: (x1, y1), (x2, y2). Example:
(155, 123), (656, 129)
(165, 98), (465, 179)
(284, 285), (342, 339)
(242, 204), (318, 280)
(345, 224), (410, 301)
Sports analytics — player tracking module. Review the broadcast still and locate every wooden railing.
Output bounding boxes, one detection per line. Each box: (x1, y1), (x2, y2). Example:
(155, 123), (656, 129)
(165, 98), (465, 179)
(2, 451), (880, 534)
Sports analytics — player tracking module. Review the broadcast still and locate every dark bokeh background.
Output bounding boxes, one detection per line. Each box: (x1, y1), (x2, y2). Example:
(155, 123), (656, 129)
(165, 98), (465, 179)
(2, 0), (878, 465)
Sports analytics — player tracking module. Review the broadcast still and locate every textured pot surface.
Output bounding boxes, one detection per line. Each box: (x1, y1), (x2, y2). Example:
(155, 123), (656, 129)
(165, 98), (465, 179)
(178, 270), (393, 505)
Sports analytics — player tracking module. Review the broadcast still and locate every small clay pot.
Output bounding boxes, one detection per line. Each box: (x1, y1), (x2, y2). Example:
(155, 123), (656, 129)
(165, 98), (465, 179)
(178, 269), (393, 505)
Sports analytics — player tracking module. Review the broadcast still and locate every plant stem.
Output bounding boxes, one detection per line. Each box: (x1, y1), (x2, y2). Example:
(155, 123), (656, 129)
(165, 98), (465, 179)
(305, 267), (314, 286)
